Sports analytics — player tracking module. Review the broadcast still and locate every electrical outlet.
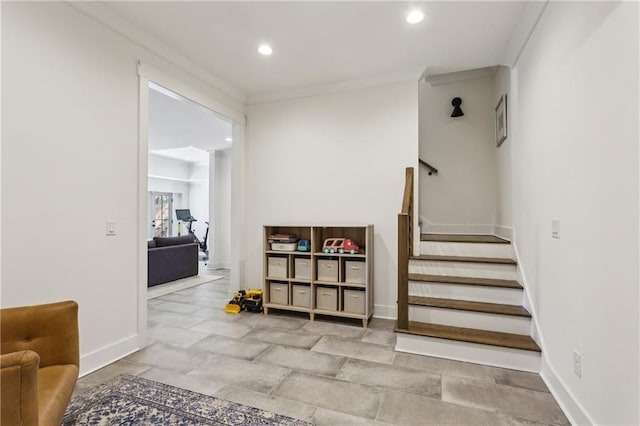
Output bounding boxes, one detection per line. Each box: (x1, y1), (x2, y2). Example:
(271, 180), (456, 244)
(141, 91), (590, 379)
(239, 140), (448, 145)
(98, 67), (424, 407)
(573, 350), (582, 378)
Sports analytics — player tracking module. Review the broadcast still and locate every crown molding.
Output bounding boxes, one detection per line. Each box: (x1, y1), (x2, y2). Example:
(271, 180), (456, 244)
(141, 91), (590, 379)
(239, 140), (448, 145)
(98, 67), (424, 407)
(423, 66), (499, 86)
(502, 1), (549, 67)
(247, 67), (423, 105)
(66, 2), (247, 105)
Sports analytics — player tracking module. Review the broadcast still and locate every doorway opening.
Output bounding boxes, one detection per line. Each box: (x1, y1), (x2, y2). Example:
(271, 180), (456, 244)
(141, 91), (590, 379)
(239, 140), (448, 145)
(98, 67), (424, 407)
(139, 70), (241, 348)
(147, 81), (232, 268)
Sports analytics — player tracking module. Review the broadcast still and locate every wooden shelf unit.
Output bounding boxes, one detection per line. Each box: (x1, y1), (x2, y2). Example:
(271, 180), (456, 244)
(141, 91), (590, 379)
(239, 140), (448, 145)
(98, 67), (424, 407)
(263, 225), (374, 327)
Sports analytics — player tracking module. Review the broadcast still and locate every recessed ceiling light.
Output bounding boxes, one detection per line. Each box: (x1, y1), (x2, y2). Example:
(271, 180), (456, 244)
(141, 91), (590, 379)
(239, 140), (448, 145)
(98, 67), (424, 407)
(225, 137), (232, 142)
(258, 45), (273, 56)
(406, 10), (424, 24)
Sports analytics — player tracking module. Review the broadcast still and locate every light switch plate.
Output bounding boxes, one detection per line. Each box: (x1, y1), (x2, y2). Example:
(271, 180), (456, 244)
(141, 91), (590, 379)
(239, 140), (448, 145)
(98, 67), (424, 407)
(573, 350), (582, 377)
(552, 219), (560, 239)
(106, 220), (117, 236)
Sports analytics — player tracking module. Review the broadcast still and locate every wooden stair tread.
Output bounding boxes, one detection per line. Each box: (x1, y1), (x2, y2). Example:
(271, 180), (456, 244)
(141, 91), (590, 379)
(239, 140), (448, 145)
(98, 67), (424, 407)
(411, 255), (516, 265)
(421, 234), (510, 244)
(408, 296), (531, 317)
(395, 321), (541, 352)
(408, 274), (522, 289)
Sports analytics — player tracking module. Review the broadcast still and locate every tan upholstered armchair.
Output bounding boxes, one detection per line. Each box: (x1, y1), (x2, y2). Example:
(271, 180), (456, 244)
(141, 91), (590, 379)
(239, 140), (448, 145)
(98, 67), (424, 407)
(1, 301), (79, 426)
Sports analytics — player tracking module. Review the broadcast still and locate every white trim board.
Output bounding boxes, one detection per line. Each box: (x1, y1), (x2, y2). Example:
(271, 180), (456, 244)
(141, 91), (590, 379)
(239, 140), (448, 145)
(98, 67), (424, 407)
(138, 63), (244, 124)
(206, 262), (231, 270)
(137, 74), (150, 351)
(79, 335), (140, 377)
(423, 66), (498, 86)
(494, 225), (513, 241)
(373, 304), (397, 320)
(541, 357), (594, 425)
(248, 68), (423, 105)
(420, 216), (513, 240)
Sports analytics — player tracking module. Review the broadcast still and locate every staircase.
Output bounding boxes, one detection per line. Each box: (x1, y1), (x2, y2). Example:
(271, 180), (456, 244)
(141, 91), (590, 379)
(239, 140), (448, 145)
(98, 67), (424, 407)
(394, 168), (541, 372)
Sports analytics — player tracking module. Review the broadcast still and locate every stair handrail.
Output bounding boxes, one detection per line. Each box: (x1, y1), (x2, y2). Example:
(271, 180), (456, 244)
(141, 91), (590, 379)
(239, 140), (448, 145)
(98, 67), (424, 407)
(397, 167), (413, 330)
(419, 158), (438, 175)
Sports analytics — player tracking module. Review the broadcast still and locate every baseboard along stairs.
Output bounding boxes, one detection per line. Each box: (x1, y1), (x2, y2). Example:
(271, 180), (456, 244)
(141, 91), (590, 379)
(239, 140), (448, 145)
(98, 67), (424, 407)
(395, 233), (541, 372)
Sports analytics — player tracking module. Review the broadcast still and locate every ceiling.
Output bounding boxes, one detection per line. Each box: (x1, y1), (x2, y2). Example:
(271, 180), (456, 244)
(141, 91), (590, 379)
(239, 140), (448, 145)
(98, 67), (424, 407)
(148, 83), (232, 162)
(100, 2), (527, 98)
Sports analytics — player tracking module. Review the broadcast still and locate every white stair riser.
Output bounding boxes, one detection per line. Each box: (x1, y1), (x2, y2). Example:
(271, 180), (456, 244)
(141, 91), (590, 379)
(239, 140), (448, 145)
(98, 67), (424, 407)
(420, 241), (514, 259)
(408, 305), (531, 335)
(396, 333), (541, 373)
(409, 260), (517, 280)
(409, 281), (523, 305)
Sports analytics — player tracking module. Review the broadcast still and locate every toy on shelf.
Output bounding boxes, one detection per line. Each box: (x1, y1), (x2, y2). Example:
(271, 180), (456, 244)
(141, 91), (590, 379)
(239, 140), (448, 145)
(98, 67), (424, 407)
(322, 238), (360, 254)
(297, 239), (310, 252)
(340, 239), (360, 254)
(268, 233), (298, 251)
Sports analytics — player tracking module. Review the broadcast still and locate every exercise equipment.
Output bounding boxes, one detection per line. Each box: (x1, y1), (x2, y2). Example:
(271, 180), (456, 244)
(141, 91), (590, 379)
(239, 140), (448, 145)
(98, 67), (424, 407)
(175, 209), (210, 261)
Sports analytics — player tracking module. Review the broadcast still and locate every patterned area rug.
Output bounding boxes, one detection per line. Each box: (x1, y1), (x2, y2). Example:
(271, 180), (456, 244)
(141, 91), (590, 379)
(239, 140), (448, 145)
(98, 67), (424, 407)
(63, 375), (310, 425)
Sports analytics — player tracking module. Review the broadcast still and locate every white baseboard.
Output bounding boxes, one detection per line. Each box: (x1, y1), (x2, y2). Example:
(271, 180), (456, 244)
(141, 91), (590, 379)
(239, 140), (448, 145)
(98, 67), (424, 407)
(494, 225), (513, 240)
(540, 356), (594, 425)
(373, 304), (397, 320)
(419, 217), (513, 241)
(512, 232), (591, 424)
(420, 217), (495, 235)
(419, 241), (515, 259)
(79, 334), (140, 377)
(207, 262), (230, 270)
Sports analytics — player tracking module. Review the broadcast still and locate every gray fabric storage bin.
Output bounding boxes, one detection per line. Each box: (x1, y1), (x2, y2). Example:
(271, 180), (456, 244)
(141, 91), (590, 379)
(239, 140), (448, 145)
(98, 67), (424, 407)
(317, 259), (338, 282)
(292, 284), (311, 308)
(316, 286), (338, 311)
(268, 257), (288, 278)
(294, 258), (311, 280)
(269, 282), (289, 305)
(343, 289), (365, 314)
(344, 261), (366, 284)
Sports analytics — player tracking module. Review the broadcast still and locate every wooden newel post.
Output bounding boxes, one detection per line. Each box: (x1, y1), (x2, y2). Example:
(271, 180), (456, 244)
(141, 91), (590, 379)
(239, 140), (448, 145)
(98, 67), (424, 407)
(397, 213), (409, 330)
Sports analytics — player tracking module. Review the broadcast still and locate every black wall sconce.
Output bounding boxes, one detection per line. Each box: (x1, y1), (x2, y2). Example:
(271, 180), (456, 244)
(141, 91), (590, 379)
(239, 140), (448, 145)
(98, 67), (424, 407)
(451, 97), (464, 117)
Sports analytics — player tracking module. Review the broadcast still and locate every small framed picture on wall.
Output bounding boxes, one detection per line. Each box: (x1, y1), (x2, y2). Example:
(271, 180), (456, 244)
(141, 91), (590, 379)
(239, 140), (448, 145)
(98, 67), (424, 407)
(495, 94), (507, 147)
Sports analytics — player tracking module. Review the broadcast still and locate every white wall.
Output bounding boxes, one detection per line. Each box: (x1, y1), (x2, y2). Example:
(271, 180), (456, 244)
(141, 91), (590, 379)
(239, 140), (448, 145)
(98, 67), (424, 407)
(512, 2), (639, 424)
(1, 2), (242, 375)
(419, 76), (498, 234)
(188, 162), (209, 240)
(245, 82), (418, 317)
(493, 66), (512, 238)
(209, 150), (232, 269)
(148, 154), (190, 181)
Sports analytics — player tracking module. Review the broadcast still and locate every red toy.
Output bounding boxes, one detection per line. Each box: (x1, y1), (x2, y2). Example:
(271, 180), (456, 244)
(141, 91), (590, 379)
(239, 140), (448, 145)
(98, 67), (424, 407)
(340, 239), (360, 254)
(322, 238), (360, 254)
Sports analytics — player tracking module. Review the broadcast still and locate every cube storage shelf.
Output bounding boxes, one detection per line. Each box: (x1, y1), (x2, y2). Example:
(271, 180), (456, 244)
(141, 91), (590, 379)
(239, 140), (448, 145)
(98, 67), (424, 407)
(263, 225), (374, 327)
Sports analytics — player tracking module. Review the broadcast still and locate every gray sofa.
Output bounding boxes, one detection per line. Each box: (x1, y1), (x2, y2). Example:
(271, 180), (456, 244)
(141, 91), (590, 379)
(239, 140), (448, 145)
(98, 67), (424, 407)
(148, 235), (199, 287)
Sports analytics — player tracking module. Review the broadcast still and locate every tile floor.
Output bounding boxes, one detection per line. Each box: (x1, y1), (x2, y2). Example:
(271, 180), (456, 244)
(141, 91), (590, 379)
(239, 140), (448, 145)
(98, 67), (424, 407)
(76, 270), (569, 425)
